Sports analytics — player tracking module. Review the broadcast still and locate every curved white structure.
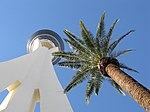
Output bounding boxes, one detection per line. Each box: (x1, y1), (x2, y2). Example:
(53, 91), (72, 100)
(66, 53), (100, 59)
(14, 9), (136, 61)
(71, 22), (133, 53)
(0, 30), (73, 112)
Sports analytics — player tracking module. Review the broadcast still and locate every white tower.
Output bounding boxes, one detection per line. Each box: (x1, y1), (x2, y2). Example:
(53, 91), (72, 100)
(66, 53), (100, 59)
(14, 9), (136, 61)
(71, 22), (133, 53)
(0, 30), (73, 112)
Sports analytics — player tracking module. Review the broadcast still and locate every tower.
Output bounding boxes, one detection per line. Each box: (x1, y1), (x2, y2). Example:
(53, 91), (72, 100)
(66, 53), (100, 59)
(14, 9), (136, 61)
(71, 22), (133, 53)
(0, 30), (73, 112)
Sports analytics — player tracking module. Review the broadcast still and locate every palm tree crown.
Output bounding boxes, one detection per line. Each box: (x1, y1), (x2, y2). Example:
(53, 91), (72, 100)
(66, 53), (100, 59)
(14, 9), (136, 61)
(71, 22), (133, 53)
(53, 12), (138, 103)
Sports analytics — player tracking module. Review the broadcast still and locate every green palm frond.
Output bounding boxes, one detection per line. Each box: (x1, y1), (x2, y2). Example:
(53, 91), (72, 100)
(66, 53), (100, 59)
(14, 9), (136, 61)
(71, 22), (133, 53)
(64, 71), (87, 93)
(108, 30), (135, 53)
(95, 12), (106, 56)
(100, 19), (119, 57)
(52, 51), (79, 61)
(105, 19), (119, 48)
(119, 63), (139, 73)
(86, 78), (95, 104)
(94, 73), (104, 96)
(63, 29), (88, 54)
(96, 11), (106, 44)
(110, 49), (134, 58)
(64, 29), (87, 54)
(64, 39), (92, 57)
(110, 80), (126, 96)
(64, 67), (97, 93)
(57, 61), (82, 69)
(64, 29), (84, 45)
(80, 21), (96, 51)
(86, 73), (104, 103)
(64, 39), (92, 60)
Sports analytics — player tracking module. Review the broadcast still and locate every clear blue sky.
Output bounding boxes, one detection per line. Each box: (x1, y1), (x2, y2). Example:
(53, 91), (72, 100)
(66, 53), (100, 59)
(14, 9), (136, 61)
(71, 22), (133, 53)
(0, 0), (149, 112)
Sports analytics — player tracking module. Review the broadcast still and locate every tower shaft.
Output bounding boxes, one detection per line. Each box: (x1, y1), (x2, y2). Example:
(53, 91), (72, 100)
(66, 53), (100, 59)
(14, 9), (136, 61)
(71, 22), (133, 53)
(0, 47), (73, 112)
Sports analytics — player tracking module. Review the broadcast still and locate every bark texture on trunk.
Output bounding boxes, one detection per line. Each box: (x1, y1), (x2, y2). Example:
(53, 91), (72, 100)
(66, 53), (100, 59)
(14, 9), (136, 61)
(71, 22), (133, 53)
(106, 64), (150, 111)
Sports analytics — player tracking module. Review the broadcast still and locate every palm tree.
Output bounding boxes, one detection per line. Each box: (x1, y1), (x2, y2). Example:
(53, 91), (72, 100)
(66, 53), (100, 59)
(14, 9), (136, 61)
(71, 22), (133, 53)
(52, 12), (150, 111)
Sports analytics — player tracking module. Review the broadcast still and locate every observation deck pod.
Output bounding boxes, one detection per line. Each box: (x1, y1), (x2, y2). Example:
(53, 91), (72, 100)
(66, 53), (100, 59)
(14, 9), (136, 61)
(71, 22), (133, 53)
(27, 29), (64, 64)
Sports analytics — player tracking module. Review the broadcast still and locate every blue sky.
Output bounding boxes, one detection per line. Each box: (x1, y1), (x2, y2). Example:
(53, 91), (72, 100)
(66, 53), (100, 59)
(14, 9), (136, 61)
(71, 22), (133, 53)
(0, 0), (149, 112)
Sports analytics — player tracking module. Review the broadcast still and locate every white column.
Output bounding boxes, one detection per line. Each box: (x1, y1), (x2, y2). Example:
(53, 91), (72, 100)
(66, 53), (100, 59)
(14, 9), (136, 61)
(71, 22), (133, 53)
(0, 47), (73, 112)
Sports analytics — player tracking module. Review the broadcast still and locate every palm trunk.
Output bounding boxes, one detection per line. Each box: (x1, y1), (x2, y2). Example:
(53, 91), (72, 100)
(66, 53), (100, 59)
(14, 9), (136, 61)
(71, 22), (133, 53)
(105, 63), (150, 111)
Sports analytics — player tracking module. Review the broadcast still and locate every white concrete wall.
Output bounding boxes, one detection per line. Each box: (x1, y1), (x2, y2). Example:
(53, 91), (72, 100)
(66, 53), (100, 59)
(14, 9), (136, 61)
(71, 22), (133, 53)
(0, 47), (73, 112)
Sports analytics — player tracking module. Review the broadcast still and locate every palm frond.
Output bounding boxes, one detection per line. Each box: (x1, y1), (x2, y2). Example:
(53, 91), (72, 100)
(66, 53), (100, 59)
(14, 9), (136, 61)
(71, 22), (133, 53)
(64, 67), (97, 93)
(80, 21), (96, 51)
(108, 30), (135, 53)
(110, 49), (134, 58)
(64, 71), (87, 93)
(64, 39), (92, 57)
(86, 73), (104, 104)
(64, 29), (87, 54)
(52, 51), (79, 61)
(64, 39), (96, 62)
(64, 29), (84, 45)
(95, 12), (106, 55)
(86, 78), (95, 104)
(94, 73), (104, 96)
(105, 19), (119, 48)
(100, 18), (119, 56)
(57, 61), (82, 69)
(110, 80), (126, 96)
(96, 11), (106, 42)
(119, 63), (139, 73)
